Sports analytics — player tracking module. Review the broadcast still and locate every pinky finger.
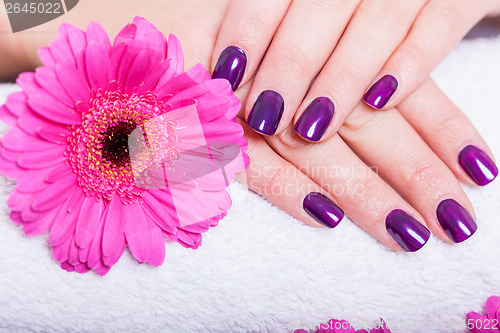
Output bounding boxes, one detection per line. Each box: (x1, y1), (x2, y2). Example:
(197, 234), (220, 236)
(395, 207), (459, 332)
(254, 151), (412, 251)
(236, 120), (344, 229)
(398, 78), (498, 186)
(364, 0), (498, 110)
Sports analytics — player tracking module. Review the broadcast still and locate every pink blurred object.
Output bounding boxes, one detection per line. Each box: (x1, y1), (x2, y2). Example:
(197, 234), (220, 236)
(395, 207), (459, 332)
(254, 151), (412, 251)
(467, 295), (500, 332)
(0, 17), (248, 275)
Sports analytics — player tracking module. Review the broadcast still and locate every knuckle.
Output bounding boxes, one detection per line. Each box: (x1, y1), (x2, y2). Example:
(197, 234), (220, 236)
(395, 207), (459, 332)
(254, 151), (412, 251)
(399, 40), (429, 70)
(437, 2), (466, 28)
(341, 106), (381, 137)
(398, 159), (445, 194)
(359, 0), (405, 25)
(235, 13), (270, 51)
(268, 47), (309, 78)
(324, 59), (364, 101)
(427, 112), (463, 146)
(264, 164), (292, 195)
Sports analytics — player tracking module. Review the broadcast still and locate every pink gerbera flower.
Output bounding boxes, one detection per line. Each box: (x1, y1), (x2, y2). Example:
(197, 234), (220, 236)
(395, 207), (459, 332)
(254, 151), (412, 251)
(467, 295), (500, 332)
(0, 17), (248, 275)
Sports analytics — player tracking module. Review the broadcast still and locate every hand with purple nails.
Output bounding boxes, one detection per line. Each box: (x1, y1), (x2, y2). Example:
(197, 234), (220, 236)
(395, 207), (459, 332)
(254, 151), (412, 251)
(211, 0), (500, 142)
(0, 0), (498, 253)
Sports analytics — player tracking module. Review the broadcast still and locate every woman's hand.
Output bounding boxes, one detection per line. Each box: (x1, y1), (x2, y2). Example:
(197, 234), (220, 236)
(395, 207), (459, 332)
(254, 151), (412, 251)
(211, 0), (500, 142)
(0, 0), (497, 251)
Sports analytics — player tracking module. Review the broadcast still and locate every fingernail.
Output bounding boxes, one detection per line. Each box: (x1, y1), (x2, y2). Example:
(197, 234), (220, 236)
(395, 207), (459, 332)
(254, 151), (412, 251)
(247, 90), (284, 136)
(459, 145), (498, 186)
(386, 209), (430, 252)
(212, 46), (247, 91)
(436, 198), (477, 243)
(303, 192), (344, 228)
(363, 75), (398, 109)
(294, 97), (335, 142)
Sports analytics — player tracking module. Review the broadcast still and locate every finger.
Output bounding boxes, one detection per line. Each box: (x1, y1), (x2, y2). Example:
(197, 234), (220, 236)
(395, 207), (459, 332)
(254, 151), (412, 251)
(237, 120), (344, 229)
(364, 0), (498, 110)
(295, 0), (427, 142)
(244, 0), (360, 137)
(265, 127), (431, 252)
(210, 0), (291, 91)
(339, 103), (477, 244)
(398, 78), (498, 186)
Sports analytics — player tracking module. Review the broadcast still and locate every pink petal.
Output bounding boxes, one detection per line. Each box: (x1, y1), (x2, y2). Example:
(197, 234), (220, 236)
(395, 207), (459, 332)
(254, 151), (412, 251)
(156, 64), (209, 100)
(109, 42), (127, 85)
(68, 238), (80, 265)
(16, 166), (60, 193)
(23, 212), (57, 236)
(115, 47), (137, 92)
(124, 203), (151, 263)
(166, 34), (184, 76)
(52, 233), (73, 262)
(31, 173), (77, 212)
(486, 296), (500, 319)
(86, 22), (111, 50)
(135, 59), (172, 95)
(101, 194), (126, 263)
(74, 263), (91, 274)
(142, 191), (177, 233)
(87, 215), (105, 269)
(7, 189), (33, 212)
(27, 89), (81, 125)
(466, 312), (498, 333)
(176, 229), (202, 249)
(4, 92), (29, 117)
(94, 266), (111, 276)
(17, 145), (66, 169)
(85, 41), (111, 91)
(55, 63), (91, 107)
(124, 50), (151, 95)
(0, 105), (17, 126)
(61, 261), (75, 272)
(35, 119), (70, 144)
(75, 196), (105, 249)
(65, 24), (87, 79)
(34, 67), (73, 107)
(44, 163), (73, 183)
(1, 126), (55, 152)
(49, 189), (85, 246)
(38, 47), (56, 67)
(113, 23), (137, 47)
(146, 221), (165, 267)
(48, 37), (76, 68)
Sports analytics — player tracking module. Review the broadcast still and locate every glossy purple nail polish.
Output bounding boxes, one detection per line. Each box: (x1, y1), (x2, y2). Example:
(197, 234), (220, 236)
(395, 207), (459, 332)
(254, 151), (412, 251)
(212, 46), (247, 91)
(386, 209), (431, 252)
(459, 145), (498, 186)
(294, 97), (335, 142)
(303, 192), (344, 228)
(247, 90), (284, 136)
(363, 75), (398, 109)
(436, 199), (477, 243)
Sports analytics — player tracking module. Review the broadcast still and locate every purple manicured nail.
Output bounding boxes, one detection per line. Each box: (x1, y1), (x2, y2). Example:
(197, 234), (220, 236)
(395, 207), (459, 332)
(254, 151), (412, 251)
(436, 198), (477, 243)
(212, 46), (247, 91)
(386, 209), (430, 252)
(363, 75), (398, 109)
(303, 192), (344, 228)
(247, 90), (284, 136)
(294, 97), (334, 142)
(459, 145), (498, 186)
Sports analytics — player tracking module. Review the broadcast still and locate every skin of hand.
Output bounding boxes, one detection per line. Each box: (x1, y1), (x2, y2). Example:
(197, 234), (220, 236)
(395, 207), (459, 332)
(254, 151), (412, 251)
(211, 0), (500, 143)
(0, 0), (497, 251)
